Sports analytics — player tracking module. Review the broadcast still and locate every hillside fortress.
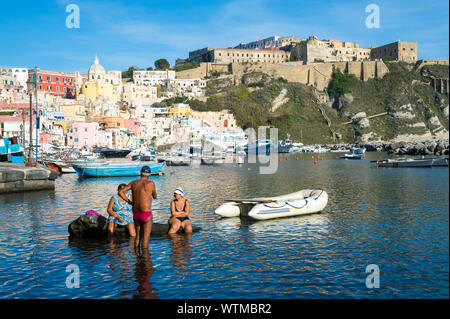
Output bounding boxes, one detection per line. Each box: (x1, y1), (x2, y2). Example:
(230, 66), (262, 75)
(176, 60), (390, 91)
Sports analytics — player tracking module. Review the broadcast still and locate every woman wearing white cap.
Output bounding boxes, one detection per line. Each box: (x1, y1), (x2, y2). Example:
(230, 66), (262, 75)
(168, 187), (192, 234)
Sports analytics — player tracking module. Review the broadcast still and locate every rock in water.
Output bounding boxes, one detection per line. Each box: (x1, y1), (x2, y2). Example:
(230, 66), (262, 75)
(68, 214), (201, 238)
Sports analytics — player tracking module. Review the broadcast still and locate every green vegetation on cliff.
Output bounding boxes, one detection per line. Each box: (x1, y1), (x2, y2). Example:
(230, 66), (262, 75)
(327, 69), (359, 99)
(168, 62), (449, 144)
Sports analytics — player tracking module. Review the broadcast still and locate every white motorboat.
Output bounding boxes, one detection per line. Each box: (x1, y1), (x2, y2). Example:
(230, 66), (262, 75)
(215, 189), (328, 220)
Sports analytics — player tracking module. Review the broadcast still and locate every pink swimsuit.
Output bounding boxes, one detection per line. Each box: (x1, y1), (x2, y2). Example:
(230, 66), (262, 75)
(133, 211), (152, 223)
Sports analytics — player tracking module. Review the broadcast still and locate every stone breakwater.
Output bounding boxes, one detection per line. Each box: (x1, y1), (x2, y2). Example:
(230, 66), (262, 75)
(365, 139), (449, 155)
(324, 139), (449, 156)
(0, 163), (57, 194)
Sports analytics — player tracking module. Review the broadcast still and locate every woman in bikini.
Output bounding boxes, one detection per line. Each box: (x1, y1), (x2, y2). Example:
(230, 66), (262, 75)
(107, 184), (136, 237)
(168, 188), (192, 234)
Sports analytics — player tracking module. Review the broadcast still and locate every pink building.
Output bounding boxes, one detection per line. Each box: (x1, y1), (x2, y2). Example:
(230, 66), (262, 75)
(39, 133), (52, 144)
(67, 122), (112, 148)
(124, 119), (142, 137)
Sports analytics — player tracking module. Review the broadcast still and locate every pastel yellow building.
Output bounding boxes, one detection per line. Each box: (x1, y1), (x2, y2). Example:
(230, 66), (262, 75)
(81, 56), (121, 103)
(59, 104), (86, 122)
(169, 103), (192, 118)
(53, 121), (73, 135)
(92, 116), (124, 129)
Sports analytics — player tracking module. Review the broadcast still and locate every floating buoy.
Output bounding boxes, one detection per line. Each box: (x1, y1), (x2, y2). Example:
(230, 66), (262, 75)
(314, 160), (318, 165)
(296, 157), (299, 161)
(321, 157), (324, 161)
(279, 159), (282, 162)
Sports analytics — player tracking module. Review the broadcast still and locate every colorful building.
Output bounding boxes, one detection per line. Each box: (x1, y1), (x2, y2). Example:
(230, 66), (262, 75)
(92, 116), (124, 129)
(28, 69), (88, 97)
(124, 119), (142, 137)
(81, 56), (122, 103)
(169, 103), (192, 118)
(59, 104), (86, 122)
(66, 122), (112, 148)
(191, 110), (237, 131)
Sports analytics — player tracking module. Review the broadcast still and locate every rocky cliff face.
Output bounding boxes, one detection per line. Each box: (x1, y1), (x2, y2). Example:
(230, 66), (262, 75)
(193, 62), (448, 144)
(333, 62), (449, 144)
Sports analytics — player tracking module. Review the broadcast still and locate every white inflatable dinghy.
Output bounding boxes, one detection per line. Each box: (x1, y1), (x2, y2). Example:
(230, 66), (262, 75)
(215, 189), (328, 220)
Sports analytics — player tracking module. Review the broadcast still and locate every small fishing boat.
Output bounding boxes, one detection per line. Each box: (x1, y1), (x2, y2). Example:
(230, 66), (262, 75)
(215, 189), (328, 220)
(45, 161), (76, 174)
(340, 153), (363, 159)
(72, 161), (164, 177)
(374, 158), (433, 168)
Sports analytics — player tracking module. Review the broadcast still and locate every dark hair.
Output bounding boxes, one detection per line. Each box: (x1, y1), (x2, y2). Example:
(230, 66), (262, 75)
(118, 183), (127, 191)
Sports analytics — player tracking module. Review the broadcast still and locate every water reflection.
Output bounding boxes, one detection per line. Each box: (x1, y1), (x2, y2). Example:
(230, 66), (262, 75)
(133, 248), (158, 299)
(169, 233), (193, 275)
(0, 152), (448, 298)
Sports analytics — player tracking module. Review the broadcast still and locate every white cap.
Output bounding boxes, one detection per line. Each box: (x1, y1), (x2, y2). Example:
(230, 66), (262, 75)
(174, 188), (184, 197)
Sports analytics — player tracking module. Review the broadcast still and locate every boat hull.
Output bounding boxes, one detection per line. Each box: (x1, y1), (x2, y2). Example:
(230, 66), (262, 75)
(432, 158), (449, 167)
(201, 156), (225, 165)
(340, 154), (363, 159)
(377, 159), (433, 167)
(72, 161), (164, 177)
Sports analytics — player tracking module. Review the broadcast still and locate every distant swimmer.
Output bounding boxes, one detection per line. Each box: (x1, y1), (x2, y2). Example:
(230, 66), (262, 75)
(106, 183), (136, 237)
(168, 188), (193, 235)
(119, 166), (157, 250)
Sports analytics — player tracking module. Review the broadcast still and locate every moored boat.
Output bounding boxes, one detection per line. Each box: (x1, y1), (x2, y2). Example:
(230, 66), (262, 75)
(95, 147), (132, 158)
(215, 189), (328, 220)
(201, 155), (225, 165)
(72, 161), (164, 177)
(278, 139), (293, 153)
(45, 161), (76, 174)
(245, 139), (273, 155)
(340, 153), (363, 160)
(375, 158), (433, 168)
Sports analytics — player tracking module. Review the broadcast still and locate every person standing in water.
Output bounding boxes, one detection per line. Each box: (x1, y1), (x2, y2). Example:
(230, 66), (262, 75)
(119, 166), (157, 250)
(168, 188), (192, 235)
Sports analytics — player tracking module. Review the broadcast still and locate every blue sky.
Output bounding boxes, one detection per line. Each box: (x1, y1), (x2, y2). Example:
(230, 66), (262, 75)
(1, 0), (448, 73)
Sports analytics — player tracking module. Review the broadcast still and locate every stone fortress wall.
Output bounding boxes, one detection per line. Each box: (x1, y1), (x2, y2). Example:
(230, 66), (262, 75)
(177, 60), (390, 91)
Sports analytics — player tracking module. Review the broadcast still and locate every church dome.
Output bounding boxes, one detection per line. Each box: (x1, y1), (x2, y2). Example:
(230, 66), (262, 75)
(88, 56), (106, 75)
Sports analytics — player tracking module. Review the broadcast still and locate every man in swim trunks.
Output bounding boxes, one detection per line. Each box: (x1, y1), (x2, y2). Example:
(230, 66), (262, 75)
(119, 166), (157, 250)
(168, 188), (192, 235)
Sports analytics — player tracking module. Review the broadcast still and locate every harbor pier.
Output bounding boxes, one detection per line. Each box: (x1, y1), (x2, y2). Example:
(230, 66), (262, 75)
(0, 163), (57, 194)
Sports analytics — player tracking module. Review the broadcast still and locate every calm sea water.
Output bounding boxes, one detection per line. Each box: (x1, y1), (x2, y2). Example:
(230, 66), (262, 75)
(0, 153), (448, 299)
